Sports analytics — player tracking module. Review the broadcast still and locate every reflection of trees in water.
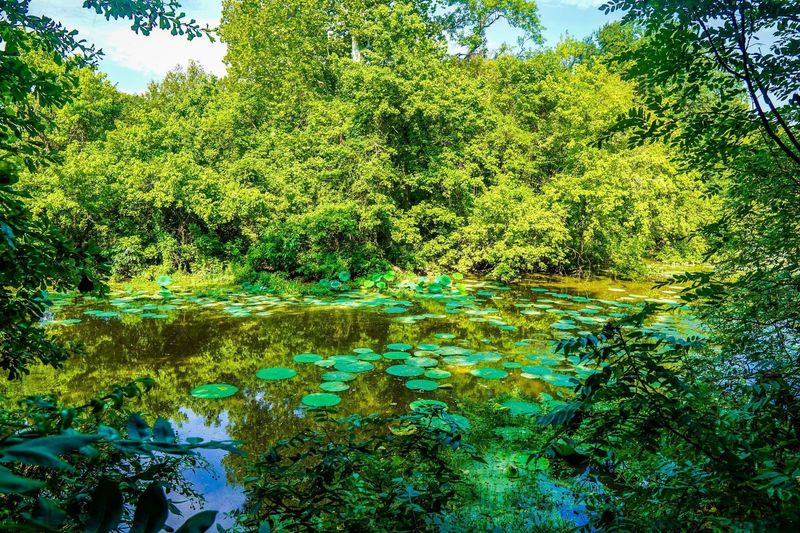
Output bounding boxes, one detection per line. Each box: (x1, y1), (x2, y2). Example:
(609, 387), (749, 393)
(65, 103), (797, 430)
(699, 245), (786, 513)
(2, 278), (665, 504)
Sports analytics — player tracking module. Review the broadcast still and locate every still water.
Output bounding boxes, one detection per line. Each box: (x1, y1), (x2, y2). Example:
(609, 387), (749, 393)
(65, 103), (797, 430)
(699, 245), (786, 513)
(2, 275), (702, 525)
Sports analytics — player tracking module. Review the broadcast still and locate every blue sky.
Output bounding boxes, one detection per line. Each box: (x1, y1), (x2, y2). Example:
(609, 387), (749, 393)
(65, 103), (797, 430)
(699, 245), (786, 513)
(30, 0), (618, 94)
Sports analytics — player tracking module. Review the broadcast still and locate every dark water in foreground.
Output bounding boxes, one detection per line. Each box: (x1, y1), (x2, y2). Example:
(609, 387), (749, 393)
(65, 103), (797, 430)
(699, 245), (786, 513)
(3, 275), (702, 526)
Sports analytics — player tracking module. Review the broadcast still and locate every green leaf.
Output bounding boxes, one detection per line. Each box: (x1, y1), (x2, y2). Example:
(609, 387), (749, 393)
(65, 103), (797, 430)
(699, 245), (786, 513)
(152, 418), (176, 444)
(85, 480), (124, 533)
(0, 466), (44, 494)
(130, 482), (169, 533)
(175, 510), (218, 533)
(0, 433), (100, 470)
(127, 413), (151, 440)
(31, 497), (66, 530)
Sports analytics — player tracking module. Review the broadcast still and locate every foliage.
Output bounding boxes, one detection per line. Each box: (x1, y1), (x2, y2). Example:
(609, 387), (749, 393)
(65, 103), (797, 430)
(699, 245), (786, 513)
(0, 377), (239, 531)
(20, 16), (715, 281)
(1, 1), (234, 531)
(536, 0), (800, 529)
(241, 407), (483, 531)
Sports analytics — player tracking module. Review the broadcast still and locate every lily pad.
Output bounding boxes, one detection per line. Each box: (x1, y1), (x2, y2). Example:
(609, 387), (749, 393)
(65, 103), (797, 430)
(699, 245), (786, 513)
(407, 357), (438, 368)
(319, 381), (349, 392)
(405, 379), (439, 391)
(417, 343), (440, 351)
(357, 352), (382, 361)
(386, 365), (424, 377)
(334, 361), (374, 373)
(470, 368), (508, 380)
(387, 343), (413, 351)
(256, 367), (297, 381)
(383, 351), (411, 360)
(190, 384), (238, 399)
(301, 393), (341, 408)
(294, 353), (322, 364)
(424, 369), (451, 380)
(322, 371), (356, 382)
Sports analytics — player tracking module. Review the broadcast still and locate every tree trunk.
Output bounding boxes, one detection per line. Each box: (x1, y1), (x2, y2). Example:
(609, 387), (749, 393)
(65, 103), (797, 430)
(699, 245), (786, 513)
(351, 34), (361, 63)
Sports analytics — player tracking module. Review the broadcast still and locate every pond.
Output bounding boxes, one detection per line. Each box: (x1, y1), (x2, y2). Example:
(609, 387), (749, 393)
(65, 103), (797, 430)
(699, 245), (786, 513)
(2, 274), (705, 526)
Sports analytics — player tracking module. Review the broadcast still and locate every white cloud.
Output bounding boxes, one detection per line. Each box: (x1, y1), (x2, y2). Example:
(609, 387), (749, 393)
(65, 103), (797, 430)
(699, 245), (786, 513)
(101, 24), (227, 79)
(28, 0), (227, 92)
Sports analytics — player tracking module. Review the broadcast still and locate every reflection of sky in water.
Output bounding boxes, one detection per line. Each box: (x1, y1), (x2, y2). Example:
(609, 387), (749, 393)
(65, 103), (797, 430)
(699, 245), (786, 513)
(170, 408), (245, 530)
(3, 275), (706, 525)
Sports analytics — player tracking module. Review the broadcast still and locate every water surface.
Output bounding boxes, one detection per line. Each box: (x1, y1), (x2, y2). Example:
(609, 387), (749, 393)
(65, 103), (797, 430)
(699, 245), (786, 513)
(2, 275), (702, 524)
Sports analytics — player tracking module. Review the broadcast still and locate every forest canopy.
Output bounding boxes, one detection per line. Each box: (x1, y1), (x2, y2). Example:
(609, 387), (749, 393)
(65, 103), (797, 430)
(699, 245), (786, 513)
(19, 0), (716, 283)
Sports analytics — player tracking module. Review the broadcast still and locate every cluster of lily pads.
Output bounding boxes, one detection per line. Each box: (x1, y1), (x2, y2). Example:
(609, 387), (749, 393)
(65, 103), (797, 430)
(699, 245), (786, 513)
(47, 273), (708, 416)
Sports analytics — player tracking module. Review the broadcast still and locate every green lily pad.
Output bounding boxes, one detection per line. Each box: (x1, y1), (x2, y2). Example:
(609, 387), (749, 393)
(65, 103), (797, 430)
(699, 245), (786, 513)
(294, 353), (322, 363)
(322, 371), (356, 382)
(433, 333), (456, 339)
(383, 351), (411, 360)
(387, 343), (413, 351)
(424, 369), (451, 380)
(386, 365), (424, 377)
(301, 393), (341, 408)
(330, 355), (358, 363)
(405, 379), (439, 391)
(357, 352), (382, 361)
(417, 343), (440, 351)
(190, 384), (238, 399)
(470, 367), (508, 380)
(502, 362), (523, 369)
(352, 347), (374, 354)
(334, 361), (374, 373)
(407, 357), (438, 368)
(314, 359), (337, 368)
(256, 367), (297, 381)
(319, 381), (349, 392)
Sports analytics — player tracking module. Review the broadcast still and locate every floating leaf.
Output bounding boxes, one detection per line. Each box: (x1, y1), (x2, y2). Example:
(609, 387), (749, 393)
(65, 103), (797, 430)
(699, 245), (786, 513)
(256, 368), (297, 381)
(424, 369), (451, 380)
(301, 393), (341, 408)
(190, 384), (238, 399)
(293, 353), (322, 363)
(387, 343), (413, 351)
(470, 368), (508, 380)
(383, 351), (411, 360)
(407, 357), (438, 368)
(417, 343), (440, 351)
(322, 371), (356, 382)
(405, 379), (439, 391)
(319, 381), (349, 392)
(333, 361), (374, 373)
(386, 365), (424, 377)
